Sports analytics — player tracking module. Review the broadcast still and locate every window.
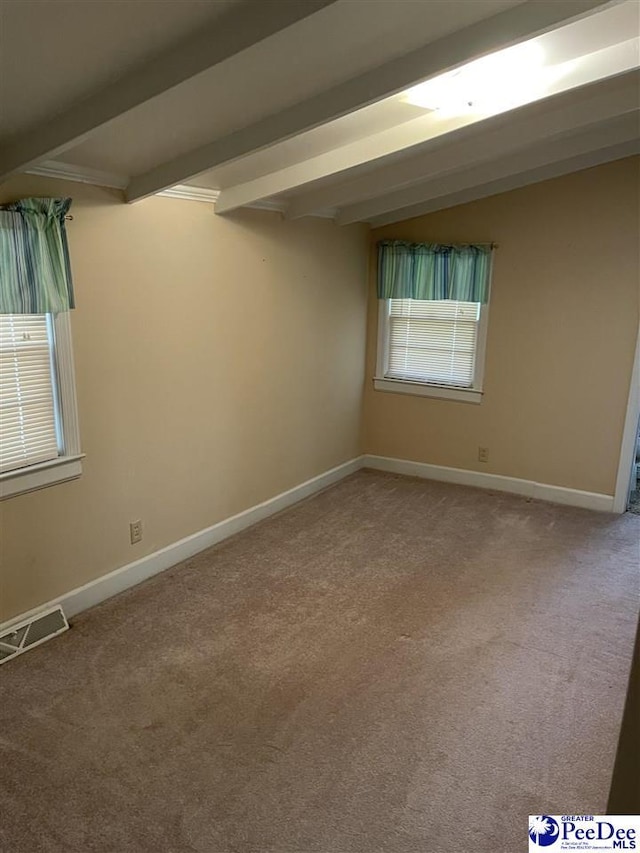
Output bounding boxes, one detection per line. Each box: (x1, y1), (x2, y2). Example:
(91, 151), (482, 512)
(0, 312), (82, 498)
(375, 297), (489, 403)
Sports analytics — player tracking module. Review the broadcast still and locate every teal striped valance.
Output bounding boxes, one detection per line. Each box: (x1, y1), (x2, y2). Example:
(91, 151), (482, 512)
(0, 198), (75, 314)
(377, 240), (493, 303)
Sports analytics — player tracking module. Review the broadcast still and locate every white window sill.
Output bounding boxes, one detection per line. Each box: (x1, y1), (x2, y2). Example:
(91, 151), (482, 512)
(373, 377), (483, 404)
(0, 454), (84, 499)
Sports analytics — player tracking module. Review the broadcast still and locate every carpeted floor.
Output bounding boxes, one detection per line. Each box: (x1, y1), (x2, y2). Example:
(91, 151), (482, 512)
(1, 470), (639, 853)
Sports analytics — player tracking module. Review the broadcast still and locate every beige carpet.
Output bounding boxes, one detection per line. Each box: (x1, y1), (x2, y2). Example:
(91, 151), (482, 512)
(1, 470), (638, 853)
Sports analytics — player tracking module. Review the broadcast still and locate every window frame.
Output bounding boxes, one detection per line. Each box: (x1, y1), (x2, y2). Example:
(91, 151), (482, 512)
(0, 311), (83, 499)
(374, 297), (490, 404)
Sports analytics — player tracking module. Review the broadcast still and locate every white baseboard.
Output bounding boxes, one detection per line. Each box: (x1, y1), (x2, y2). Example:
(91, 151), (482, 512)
(1, 452), (617, 635)
(0, 456), (362, 634)
(363, 454), (615, 512)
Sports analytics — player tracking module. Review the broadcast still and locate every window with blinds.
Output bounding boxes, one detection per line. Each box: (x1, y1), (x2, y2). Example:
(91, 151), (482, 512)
(0, 314), (60, 474)
(386, 299), (481, 387)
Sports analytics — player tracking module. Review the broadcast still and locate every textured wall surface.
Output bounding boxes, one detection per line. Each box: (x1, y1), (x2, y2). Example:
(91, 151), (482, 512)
(0, 176), (368, 621)
(364, 157), (640, 496)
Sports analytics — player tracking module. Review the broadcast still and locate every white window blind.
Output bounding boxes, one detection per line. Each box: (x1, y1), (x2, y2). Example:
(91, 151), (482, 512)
(0, 314), (60, 473)
(387, 299), (480, 387)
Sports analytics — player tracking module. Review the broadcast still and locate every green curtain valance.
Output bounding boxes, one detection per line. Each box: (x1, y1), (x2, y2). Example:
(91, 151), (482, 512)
(377, 240), (493, 303)
(0, 197), (75, 314)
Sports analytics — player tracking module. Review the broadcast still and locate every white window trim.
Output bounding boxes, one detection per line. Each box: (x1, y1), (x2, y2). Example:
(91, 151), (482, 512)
(374, 297), (490, 405)
(1, 312), (83, 499)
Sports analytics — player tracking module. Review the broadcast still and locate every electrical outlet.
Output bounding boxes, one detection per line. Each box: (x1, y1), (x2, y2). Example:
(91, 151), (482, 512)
(129, 520), (143, 544)
(478, 446), (489, 463)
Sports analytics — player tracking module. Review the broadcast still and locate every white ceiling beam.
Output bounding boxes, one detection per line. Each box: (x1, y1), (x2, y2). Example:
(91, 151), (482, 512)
(126, 0), (616, 203)
(217, 45), (639, 216)
(344, 113), (639, 225)
(369, 138), (640, 227)
(285, 68), (640, 220)
(212, 116), (459, 215)
(0, 0), (338, 183)
(333, 73), (638, 224)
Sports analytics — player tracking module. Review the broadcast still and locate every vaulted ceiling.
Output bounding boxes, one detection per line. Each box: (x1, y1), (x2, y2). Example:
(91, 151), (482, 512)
(1, 0), (638, 225)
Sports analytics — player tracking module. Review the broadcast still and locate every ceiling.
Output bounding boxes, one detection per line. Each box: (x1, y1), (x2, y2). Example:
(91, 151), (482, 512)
(0, 0), (638, 225)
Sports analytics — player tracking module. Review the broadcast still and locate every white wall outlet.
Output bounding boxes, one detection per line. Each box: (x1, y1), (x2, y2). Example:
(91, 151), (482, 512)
(478, 446), (489, 463)
(129, 520), (143, 544)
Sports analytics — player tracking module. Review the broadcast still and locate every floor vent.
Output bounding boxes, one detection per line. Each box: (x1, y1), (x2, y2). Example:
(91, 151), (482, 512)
(0, 605), (69, 665)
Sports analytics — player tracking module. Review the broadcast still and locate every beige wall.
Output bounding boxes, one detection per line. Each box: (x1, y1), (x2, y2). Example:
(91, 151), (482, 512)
(0, 176), (368, 622)
(1, 158), (637, 623)
(364, 157), (640, 495)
